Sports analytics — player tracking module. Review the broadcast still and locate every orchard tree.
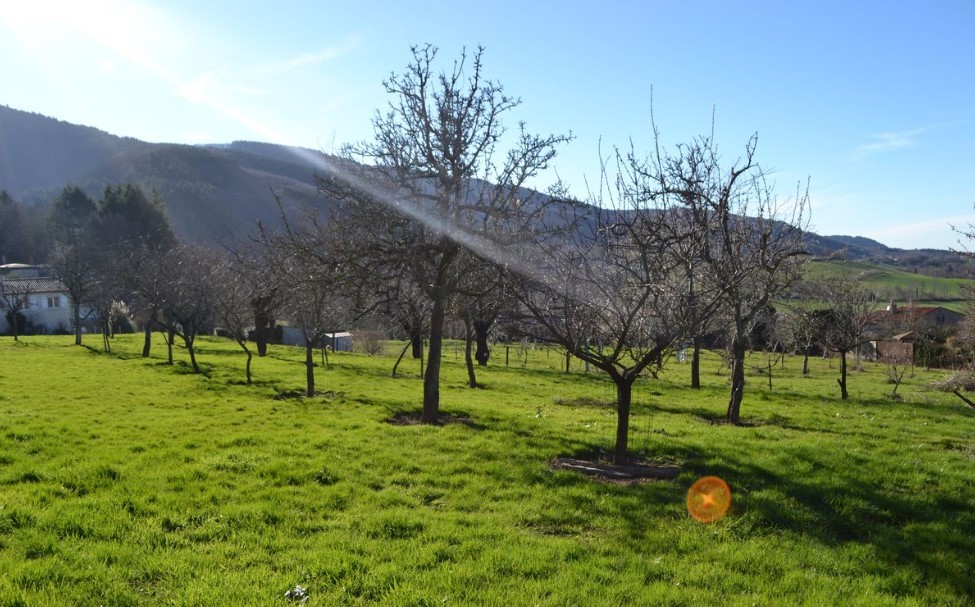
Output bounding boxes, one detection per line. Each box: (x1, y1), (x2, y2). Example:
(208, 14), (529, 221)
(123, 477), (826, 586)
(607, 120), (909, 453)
(318, 44), (570, 423)
(122, 243), (174, 358)
(386, 280), (430, 370)
(817, 279), (877, 399)
(159, 245), (218, 373)
(516, 185), (688, 465)
(281, 268), (349, 398)
(645, 125), (809, 424)
(665, 210), (724, 389)
(257, 203), (350, 397)
(456, 263), (511, 388)
(212, 254), (264, 385)
(777, 303), (822, 376)
(0, 278), (31, 341)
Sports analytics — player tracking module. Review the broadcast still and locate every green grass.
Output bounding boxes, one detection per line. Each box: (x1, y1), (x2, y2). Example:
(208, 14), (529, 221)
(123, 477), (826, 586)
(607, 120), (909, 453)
(805, 260), (975, 310)
(1, 335), (973, 605)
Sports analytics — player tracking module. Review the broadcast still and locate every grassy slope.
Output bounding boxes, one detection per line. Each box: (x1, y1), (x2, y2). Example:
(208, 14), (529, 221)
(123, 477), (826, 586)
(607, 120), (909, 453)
(805, 260), (974, 311)
(1, 336), (973, 606)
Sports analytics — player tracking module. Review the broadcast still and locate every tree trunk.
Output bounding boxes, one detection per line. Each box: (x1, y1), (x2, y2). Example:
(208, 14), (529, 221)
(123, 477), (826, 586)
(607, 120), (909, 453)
(802, 351), (809, 376)
(464, 318), (477, 388)
(186, 336), (199, 373)
(473, 319), (491, 366)
(305, 343), (315, 397)
(164, 330), (173, 365)
(392, 340), (411, 377)
(254, 304), (273, 357)
(237, 339), (252, 385)
(422, 294), (445, 423)
(950, 390), (975, 410)
(245, 349), (253, 385)
(613, 378), (634, 465)
(838, 350), (849, 400)
(410, 327), (424, 359)
(142, 323), (152, 357)
(73, 303), (82, 346)
(690, 336), (702, 389)
(726, 338), (746, 425)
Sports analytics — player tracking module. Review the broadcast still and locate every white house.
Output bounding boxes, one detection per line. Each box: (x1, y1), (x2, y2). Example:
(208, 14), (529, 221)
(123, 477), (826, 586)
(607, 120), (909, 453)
(0, 264), (73, 334)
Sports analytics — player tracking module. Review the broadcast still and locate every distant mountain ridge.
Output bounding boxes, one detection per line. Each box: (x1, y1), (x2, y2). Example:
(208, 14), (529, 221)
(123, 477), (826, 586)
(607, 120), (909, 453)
(0, 104), (969, 276)
(0, 105), (326, 242)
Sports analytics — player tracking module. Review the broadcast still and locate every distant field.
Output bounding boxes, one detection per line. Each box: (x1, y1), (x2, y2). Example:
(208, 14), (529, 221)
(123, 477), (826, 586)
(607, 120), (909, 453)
(1, 335), (973, 605)
(805, 260), (975, 311)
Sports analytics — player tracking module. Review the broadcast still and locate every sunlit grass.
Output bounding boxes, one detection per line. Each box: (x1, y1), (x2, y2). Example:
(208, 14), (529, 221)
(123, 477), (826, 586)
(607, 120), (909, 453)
(0, 334), (972, 605)
(804, 259), (974, 310)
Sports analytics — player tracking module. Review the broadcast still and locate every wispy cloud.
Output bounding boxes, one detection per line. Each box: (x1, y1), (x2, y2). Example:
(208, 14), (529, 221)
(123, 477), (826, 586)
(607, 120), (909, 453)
(852, 127), (928, 160)
(251, 39), (361, 76)
(173, 37), (361, 143)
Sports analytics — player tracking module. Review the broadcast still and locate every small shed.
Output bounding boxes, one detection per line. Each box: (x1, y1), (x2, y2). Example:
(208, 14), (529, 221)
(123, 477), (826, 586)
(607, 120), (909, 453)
(873, 332), (916, 363)
(325, 332), (354, 352)
(277, 327), (353, 352)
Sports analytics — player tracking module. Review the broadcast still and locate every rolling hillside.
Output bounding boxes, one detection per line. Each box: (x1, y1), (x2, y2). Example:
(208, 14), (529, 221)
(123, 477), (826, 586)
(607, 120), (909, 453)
(0, 105), (327, 242)
(804, 259), (975, 311)
(1, 104), (973, 282)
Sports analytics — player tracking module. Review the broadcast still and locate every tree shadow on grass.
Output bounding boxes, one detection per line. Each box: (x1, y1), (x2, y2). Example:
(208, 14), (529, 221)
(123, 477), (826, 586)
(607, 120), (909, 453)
(707, 456), (974, 600)
(545, 436), (975, 601)
(168, 360), (212, 378)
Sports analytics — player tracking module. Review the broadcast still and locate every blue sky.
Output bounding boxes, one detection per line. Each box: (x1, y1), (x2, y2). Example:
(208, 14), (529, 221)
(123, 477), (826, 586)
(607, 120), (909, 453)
(1, 0), (973, 250)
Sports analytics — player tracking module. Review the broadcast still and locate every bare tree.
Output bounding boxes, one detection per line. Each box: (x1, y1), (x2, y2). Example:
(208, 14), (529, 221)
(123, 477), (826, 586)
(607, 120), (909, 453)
(645, 124), (809, 424)
(281, 272), (348, 397)
(87, 274), (122, 353)
(256, 202), (350, 397)
(517, 193), (687, 465)
(212, 256), (259, 384)
(159, 245), (218, 373)
(0, 278), (31, 341)
(49, 241), (98, 346)
(121, 244), (172, 358)
(455, 263), (511, 387)
(817, 279), (876, 400)
(318, 45), (569, 423)
(665, 212), (725, 389)
(777, 285), (825, 377)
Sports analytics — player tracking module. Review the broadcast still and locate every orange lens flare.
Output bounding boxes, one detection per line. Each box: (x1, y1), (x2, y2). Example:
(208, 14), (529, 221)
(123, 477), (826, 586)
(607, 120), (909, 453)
(686, 476), (731, 523)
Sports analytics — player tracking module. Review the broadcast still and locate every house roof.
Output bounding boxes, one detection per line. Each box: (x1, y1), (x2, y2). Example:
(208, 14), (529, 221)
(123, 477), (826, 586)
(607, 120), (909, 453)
(865, 306), (962, 325)
(0, 277), (68, 295)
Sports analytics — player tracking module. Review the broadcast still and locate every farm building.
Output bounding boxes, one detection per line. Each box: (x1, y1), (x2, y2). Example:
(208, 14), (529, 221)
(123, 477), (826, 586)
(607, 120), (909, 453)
(0, 264), (74, 335)
(277, 328), (354, 352)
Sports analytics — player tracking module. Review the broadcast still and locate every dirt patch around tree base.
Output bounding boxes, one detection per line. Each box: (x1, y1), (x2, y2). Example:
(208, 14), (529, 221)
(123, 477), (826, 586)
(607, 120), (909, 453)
(552, 457), (680, 484)
(387, 412), (480, 427)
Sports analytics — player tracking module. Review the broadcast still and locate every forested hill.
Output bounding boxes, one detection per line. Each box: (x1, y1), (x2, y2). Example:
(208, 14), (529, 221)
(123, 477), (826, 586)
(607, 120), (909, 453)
(0, 105), (325, 241)
(0, 104), (970, 276)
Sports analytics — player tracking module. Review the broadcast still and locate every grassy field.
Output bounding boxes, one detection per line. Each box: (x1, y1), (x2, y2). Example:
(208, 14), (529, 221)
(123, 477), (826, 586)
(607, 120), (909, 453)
(1, 335), (973, 606)
(804, 260), (975, 311)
